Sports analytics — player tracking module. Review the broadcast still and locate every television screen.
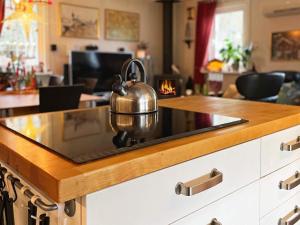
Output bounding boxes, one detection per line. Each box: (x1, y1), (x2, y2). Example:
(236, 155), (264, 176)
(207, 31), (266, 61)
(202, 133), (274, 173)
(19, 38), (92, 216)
(70, 51), (133, 93)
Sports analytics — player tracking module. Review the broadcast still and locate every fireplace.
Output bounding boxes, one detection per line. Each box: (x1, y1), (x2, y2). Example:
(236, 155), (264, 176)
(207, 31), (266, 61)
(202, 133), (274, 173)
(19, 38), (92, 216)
(159, 80), (176, 95)
(154, 74), (183, 99)
(153, 0), (184, 99)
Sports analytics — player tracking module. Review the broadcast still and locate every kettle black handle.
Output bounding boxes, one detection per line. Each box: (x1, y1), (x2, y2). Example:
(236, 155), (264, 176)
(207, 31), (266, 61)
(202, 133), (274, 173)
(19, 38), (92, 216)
(121, 59), (146, 83)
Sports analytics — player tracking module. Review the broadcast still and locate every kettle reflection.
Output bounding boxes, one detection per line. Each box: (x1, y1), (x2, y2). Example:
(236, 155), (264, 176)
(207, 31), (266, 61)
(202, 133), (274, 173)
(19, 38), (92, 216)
(109, 112), (158, 148)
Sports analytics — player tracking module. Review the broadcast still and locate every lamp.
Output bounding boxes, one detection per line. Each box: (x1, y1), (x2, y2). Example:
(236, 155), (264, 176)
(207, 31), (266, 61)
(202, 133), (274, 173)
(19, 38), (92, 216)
(206, 59), (224, 73)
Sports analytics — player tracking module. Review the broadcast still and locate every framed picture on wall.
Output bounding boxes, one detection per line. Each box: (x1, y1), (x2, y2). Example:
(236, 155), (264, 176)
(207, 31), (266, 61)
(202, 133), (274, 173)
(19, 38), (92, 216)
(105, 9), (140, 42)
(271, 29), (300, 61)
(59, 3), (100, 39)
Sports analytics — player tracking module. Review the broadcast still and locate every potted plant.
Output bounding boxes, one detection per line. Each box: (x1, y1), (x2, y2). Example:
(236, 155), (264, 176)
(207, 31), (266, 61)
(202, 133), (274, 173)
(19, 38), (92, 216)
(220, 39), (253, 72)
(240, 44), (253, 70)
(220, 39), (242, 72)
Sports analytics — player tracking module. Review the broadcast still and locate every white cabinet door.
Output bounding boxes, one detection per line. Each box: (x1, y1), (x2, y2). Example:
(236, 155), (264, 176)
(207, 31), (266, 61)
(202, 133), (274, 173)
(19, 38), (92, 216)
(171, 182), (259, 225)
(260, 156), (300, 217)
(261, 125), (300, 176)
(261, 189), (300, 225)
(86, 140), (260, 225)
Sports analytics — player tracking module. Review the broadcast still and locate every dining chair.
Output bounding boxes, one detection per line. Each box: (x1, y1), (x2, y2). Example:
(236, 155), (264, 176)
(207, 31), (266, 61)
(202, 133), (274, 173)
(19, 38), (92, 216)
(39, 85), (84, 113)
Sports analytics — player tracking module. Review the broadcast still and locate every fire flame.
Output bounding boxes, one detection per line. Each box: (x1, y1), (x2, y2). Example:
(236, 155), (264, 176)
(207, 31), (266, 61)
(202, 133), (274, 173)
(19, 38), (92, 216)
(159, 80), (176, 95)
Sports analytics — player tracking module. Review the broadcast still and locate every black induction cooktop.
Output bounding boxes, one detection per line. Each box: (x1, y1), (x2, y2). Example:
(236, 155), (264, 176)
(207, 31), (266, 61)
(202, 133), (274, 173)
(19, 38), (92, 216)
(0, 107), (247, 163)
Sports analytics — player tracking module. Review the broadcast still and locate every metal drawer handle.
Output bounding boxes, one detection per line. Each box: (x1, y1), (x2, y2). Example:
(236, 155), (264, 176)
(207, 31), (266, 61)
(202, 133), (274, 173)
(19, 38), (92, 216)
(279, 206), (300, 225)
(208, 218), (222, 225)
(281, 137), (300, 151)
(279, 171), (300, 190)
(175, 169), (223, 196)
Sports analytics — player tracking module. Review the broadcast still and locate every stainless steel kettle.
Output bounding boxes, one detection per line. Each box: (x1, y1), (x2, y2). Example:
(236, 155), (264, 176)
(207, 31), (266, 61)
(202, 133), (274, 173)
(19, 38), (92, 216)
(110, 112), (158, 148)
(110, 58), (158, 114)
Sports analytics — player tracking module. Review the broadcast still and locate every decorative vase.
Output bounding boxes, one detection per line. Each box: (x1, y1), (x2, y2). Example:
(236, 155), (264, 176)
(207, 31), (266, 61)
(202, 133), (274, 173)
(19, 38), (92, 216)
(231, 61), (240, 72)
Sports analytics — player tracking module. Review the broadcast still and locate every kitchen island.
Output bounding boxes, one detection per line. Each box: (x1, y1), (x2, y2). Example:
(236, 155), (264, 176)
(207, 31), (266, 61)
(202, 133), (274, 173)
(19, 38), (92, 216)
(1, 96), (300, 224)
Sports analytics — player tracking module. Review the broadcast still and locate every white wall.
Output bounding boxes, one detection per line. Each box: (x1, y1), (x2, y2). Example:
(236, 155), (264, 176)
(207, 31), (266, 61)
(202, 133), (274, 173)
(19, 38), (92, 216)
(42, 0), (300, 77)
(173, 0), (250, 78)
(173, 0), (196, 78)
(250, 0), (300, 72)
(173, 0), (300, 78)
(42, 0), (163, 75)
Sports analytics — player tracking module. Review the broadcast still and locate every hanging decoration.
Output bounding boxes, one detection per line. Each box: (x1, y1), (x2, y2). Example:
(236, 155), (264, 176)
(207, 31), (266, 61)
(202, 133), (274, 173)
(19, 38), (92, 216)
(184, 7), (195, 49)
(3, 1), (41, 39)
(2, 0), (52, 40)
(28, 0), (52, 5)
(2, 0), (53, 40)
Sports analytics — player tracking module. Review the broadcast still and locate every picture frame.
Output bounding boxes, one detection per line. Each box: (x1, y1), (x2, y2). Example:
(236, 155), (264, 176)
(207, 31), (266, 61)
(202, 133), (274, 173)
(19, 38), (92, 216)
(59, 3), (100, 39)
(105, 9), (140, 42)
(271, 29), (300, 61)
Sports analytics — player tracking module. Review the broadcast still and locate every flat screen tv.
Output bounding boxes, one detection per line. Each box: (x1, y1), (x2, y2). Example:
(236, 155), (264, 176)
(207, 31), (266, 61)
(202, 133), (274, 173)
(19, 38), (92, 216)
(70, 51), (133, 93)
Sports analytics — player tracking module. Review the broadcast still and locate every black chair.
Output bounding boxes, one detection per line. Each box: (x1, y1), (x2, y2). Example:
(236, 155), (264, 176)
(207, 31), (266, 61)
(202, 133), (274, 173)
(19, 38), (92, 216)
(39, 85), (84, 113)
(271, 71), (300, 83)
(236, 73), (285, 102)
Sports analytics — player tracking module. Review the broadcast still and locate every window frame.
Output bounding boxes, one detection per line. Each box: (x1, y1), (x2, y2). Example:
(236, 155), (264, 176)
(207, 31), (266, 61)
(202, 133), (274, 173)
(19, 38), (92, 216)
(37, 5), (49, 67)
(209, 0), (250, 60)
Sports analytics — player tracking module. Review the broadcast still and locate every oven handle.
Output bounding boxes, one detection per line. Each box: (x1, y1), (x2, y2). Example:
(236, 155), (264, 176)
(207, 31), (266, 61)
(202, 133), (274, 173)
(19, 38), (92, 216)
(175, 169), (223, 196)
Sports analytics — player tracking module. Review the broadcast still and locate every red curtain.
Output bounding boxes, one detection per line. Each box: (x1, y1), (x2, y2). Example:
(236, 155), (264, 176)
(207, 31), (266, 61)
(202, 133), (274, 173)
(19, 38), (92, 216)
(194, 0), (217, 85)
(0, 0), (5, 35)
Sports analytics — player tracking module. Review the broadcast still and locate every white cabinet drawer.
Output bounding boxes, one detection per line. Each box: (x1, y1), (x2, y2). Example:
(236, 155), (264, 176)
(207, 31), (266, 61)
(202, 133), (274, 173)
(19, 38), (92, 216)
(261, 125), (300, 176)
(86, 140), (260, 225)
(171, 182), (259, 225)
(260, 157), (300, 217)
(261, 188), (300, 225)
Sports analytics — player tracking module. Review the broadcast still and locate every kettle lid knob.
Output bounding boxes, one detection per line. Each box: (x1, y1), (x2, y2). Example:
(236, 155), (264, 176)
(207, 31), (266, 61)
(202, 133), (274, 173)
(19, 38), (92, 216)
(128, 73), (137, 81)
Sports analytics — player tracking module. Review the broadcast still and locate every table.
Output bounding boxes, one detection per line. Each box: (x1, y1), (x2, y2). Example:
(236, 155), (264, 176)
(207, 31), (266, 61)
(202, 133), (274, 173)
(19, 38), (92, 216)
(0, 89), (101, 117)
(202, 71), (242, 93)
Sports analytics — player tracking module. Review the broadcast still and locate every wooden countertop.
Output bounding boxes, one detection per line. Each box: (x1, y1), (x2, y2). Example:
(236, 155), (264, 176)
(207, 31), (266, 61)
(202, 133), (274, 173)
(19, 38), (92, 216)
(0, 96), (300, 203)
(0, 89), (101, 110)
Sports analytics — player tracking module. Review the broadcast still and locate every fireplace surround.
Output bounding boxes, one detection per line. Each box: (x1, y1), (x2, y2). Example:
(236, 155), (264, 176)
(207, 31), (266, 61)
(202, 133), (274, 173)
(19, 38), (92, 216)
(153, 74), (183, 99)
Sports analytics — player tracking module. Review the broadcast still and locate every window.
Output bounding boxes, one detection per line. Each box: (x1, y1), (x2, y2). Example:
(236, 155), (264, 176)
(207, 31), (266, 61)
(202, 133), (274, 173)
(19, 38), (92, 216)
(209, 10), (244, 60)
(0, 0), (39, 68)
